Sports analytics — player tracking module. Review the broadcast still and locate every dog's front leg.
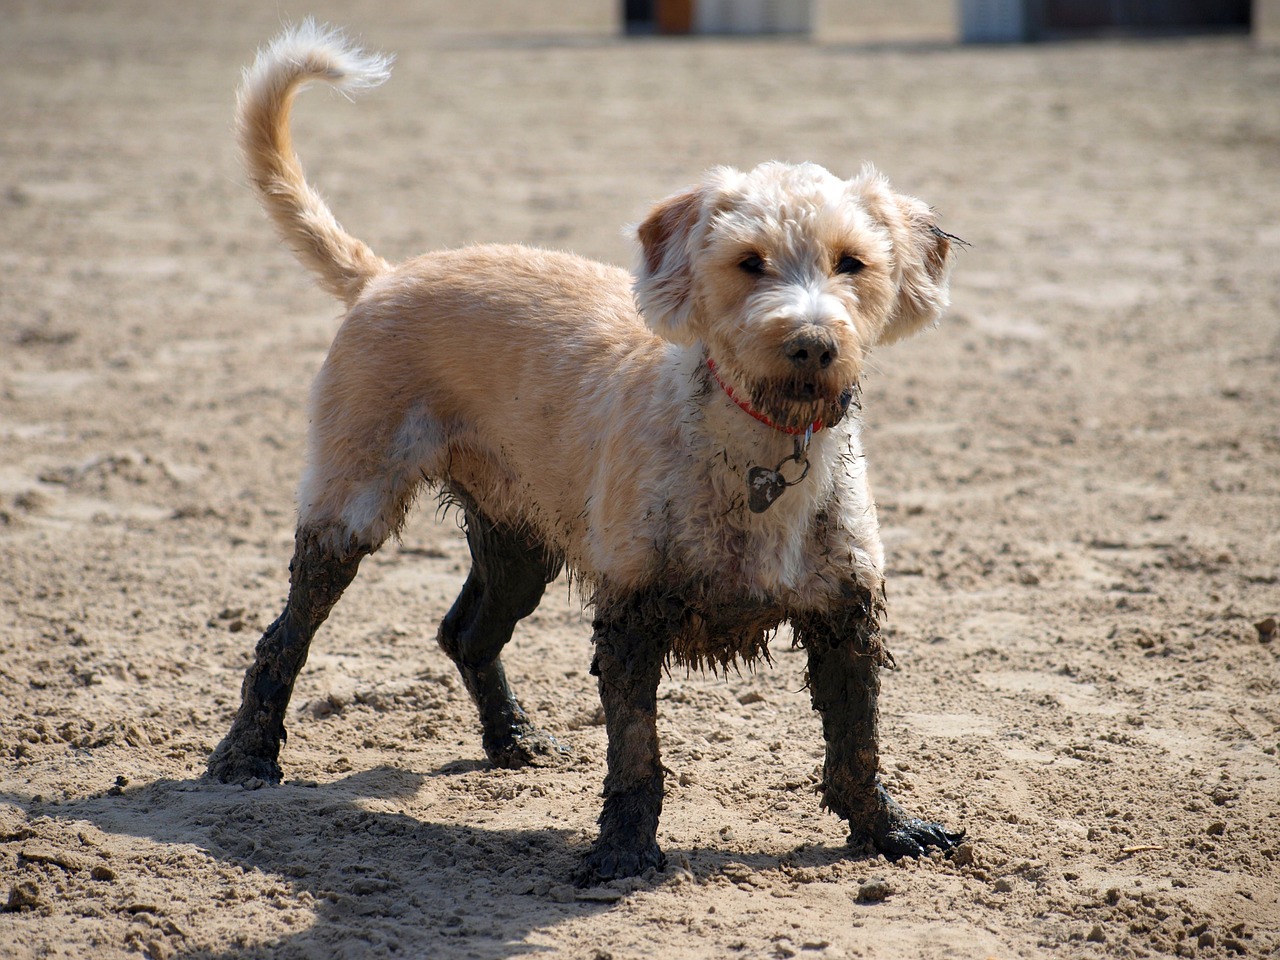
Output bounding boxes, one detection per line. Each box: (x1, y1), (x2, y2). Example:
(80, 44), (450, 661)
(207, 528), (366, 784)
(576, 591), (681, 885)
(795, 599), (963, 859)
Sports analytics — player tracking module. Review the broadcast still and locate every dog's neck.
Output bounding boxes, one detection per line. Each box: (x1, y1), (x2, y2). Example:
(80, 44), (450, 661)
(655, 346), (881, 597)
(680, 348), (858, 517)
(701, 355), (834, 513)
(704, 357), (825, 439)
(689, 351), (833, 450)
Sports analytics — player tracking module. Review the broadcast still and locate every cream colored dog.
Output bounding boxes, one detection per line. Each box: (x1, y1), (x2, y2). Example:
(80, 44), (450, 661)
(209, 21), (963, 882)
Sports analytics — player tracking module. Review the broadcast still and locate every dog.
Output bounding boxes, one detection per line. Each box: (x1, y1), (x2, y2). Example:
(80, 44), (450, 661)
(208, 21), (963, 882)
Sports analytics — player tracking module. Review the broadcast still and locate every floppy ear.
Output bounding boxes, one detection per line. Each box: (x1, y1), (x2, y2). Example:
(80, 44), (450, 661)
(857, 171), (957, 346)
(633, 185), (706, 345)
(633, 168), (746, 345)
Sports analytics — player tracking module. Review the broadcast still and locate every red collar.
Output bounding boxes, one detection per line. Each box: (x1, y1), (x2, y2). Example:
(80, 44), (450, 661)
(706, 357), (823, 437)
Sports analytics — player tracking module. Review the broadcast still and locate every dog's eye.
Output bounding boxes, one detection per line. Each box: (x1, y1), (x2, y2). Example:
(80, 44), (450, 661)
(835, 255), (865, 276)
(738, 253), (766, 276)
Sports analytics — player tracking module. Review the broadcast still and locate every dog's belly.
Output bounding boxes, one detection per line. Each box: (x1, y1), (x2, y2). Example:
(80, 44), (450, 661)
(456, 400), (884, 612)
(439, 415), (877, 612)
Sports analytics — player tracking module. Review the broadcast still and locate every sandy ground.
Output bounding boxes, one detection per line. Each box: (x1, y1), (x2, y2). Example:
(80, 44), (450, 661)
(2, 2), (1279, 958)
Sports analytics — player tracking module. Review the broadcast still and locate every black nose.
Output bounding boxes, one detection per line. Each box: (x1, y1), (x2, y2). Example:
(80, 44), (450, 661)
(784, 331), (838, 373)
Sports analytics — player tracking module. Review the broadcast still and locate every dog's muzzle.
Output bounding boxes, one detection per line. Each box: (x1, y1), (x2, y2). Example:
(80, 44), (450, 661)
(706, 357), (858, 434)
(753, 377), (859, 434)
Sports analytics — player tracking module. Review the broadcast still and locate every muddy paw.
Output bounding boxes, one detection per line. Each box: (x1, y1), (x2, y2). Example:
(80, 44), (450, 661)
(574, 839), (665, 887)
(853, 784), (964, 861)
(485, 724), (571, 770)
(206, 736), (284, 785)
(870, 817), (965, 860)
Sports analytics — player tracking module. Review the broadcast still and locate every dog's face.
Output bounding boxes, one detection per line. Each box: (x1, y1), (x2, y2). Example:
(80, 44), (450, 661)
(635, 162), (954, 431)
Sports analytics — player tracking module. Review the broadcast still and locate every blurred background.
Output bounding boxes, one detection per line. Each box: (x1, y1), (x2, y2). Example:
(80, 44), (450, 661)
(626, 0), (1259, 42)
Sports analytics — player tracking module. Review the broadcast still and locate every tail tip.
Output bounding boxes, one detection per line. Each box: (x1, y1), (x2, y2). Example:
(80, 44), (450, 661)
(254, 18), (394, 93)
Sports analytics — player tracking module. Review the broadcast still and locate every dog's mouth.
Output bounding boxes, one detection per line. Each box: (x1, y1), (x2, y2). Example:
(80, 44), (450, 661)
(706, 358), (859, 433)
(752, 378), (858, 432)
(707, 363), (855, 433)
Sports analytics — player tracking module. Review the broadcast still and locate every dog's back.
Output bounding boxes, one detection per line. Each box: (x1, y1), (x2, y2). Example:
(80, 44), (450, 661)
(298, 244), (676, 566)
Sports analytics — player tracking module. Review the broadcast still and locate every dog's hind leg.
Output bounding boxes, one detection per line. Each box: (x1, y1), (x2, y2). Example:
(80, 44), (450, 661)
(794, 595), (964, 860)
(437, 497), (568, 768)
(208, 527), (367, 784)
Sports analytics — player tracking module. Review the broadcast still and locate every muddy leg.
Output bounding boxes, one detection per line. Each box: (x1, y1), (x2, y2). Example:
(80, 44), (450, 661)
(208, 529), (366, 784)
(437, 505), (566, 768)
(795, 598), (963, 859)
(576, 592), (681, 885)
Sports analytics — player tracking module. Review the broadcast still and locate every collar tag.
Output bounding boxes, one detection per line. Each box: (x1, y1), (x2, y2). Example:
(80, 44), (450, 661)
(746, 449), (811, 514)
(747, 466), (788, 513)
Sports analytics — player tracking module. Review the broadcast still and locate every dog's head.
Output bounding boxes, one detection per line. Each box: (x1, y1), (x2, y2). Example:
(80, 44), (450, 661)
(635, 162), (955, 431)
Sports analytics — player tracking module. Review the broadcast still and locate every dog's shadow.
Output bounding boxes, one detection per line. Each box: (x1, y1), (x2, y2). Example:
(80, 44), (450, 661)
(2, 763), (861, 958)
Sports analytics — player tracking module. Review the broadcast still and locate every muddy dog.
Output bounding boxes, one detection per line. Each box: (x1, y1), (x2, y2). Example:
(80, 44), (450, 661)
(208, 21), (964, 882)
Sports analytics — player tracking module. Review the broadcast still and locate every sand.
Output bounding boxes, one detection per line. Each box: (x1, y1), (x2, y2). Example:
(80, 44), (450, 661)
(1, 2), (1278, 957)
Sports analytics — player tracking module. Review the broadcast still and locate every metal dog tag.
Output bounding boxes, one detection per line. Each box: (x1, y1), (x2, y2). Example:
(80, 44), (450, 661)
(746, 442), (811, 514)
(747, 466), (788, 513)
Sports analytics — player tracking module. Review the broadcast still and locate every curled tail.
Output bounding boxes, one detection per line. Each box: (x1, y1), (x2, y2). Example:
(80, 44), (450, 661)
(237, 20), (393, 306)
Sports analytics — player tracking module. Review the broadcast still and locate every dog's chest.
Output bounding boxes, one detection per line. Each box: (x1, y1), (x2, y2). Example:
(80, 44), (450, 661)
(666, 455), (877, 608)
(575, 396), (883, 605)
(697, 502), (843, 602)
